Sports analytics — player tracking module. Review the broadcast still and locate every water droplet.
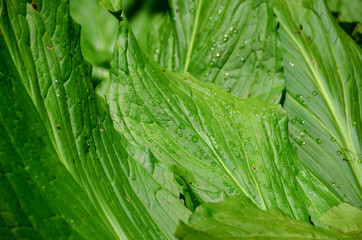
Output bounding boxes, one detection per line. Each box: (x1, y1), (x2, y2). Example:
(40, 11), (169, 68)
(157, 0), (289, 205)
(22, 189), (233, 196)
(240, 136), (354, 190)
(316, 138), (322, 144)
(296, 117), (300, 121)
(313, 91), (318, 96)
(216, 53), (220, 57)
(307, 97), (311, 101)
(191, 136), (198, 143)
(226, 87), (231, 92)
(331, 137), (336, 142)
(300, 120), (305, 124)
(291, 119), (296, 124)
(211, 162), (216, 167)
(190, 8), (195, 13)
(240, 57), (245, 62)
(217, 9), (222, 15)
(337, 151), (342, 155)
(289, 62), (294, 67)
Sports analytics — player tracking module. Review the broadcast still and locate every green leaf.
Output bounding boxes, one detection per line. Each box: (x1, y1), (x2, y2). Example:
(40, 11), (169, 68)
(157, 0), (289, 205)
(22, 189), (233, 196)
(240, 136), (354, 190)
(108, 14), (320, 222)
(275, 0), (362, 208)
(0, 0), (190, 238)
(0, 34), (116, 240)
(296, 170), (341, 228)
(319, 203), (362, 233)
(174, 196), (361, 239)
(137, 0), (284, 104)
(99, 0), (122, 12)
(327, 0), (362, 23)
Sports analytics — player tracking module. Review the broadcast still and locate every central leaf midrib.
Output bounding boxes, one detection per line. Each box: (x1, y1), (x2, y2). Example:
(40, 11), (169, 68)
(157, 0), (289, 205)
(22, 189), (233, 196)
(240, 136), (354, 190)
(281, 17), (360, 187)
(183, 0), (203, 72)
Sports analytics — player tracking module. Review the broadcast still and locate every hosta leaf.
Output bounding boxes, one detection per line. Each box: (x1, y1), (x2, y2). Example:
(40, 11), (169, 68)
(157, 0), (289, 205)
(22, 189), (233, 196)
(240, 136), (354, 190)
(174, 196), (360, 240)
(0, 41), (115, 239)
(109, 14), (312, 221)
(0, 0), (190, 238)
(137, 0), (284, 104)
(319, 203), (362, 233)
(275, 0), (362, 208)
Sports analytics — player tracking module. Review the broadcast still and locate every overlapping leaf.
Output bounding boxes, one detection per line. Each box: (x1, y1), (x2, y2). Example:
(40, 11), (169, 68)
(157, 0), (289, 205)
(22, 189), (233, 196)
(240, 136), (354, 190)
(275, 0), (362, 208)
(108, 14), (315, 221)
(0, 0), (190, 239)
(174, 196), (360, 240)
(319, 203), (362, 233)
(1, 0), (360, 239)
(137, 0), (284, 104)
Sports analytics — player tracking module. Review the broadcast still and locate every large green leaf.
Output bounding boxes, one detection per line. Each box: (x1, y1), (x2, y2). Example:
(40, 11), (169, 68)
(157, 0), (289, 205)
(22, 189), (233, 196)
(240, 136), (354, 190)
(275, 0), (362, 208)
(174, 196), (360, 239)
(107, 13), (337, 222)
(136, 0), (284, 104)
(0, 0), (190, 238)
